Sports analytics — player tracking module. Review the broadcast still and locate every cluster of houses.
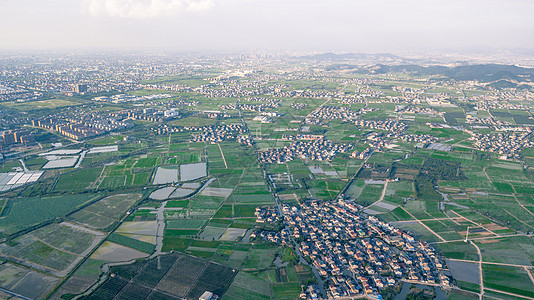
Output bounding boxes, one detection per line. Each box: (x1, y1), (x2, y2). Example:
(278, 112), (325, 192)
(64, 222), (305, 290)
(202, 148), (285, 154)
(305, 106), (360, 123)
(255, 200), (452, 299)
(188, 124), (248, 143)
(469, 131), (534, 158)
(351, 129), (439, 160)
(192, 75), (341, 100)
(153, 124), (246, 137)
(465, 115), (532, 133)
(281, 134), (325, 142)
(221, 101), (280, 112)
(92, 93), (172, 103)
(194, 80), (264, 98)
(0, 87), (41, 102)
(253, 207), (282, 225)
(397, 133), (439, 144)
(395, 105), (443, 117)
(474, 101), (529, 111)
(247, 97), (277, 102)
(258, 140), (352, 164)
(237, 135), (254, 147)
(472, 90), (533, 111)
(465, 115), (512, 128)
(338, 96), (366, 105)
(291, 103), (308, 109)
(354, 119), (408, 133)
(125, 107), (181, 122)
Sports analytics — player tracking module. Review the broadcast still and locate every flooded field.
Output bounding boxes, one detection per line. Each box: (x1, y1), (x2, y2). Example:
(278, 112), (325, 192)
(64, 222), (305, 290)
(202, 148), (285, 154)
(150, 186), (195, 200)
(446, 259), (480, 284)
(180, 162), (207, 181)
(169, 188), (195, 198)
(152, 167), (178, 185)
(149, 187), (176, 200)
(182, 182), (200, 189)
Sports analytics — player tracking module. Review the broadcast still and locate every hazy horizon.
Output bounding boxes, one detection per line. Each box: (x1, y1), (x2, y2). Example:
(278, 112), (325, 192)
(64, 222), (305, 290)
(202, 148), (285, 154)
(1, 0), (533, 54)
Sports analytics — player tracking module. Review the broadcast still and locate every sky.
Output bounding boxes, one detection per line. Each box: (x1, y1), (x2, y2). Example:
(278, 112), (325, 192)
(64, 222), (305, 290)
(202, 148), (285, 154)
(0, 0), (533, 53)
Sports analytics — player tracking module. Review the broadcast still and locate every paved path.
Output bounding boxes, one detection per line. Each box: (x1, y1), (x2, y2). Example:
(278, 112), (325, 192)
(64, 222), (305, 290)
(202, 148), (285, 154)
(365, 180), (389, 209)
(149, 200), (168, 258)
(431, 232), (531, 245)
(524, 266), (534, 286)
(469, 240), (484, 300)
(18, 159), (28, 172)
(218, 143), (228, 169)
(450, 210), (500, 237)
(74, 150), (88, 168)
(449, 257), (533, 268)
(511, 185), (534, 219)
(400, 207), (446, 242)
(484, 287), (534, 299)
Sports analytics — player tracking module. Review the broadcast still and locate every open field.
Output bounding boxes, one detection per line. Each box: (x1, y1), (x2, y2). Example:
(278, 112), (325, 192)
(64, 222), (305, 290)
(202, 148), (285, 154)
(84, 253), (237, 299)
(0, 264), (60, 299)
(69, 193), (142, 230)
(1, 99), (80, 110)
(0, 194), (98, 235)
(90, 241), (148, 262)
(0, 222), (103, 274)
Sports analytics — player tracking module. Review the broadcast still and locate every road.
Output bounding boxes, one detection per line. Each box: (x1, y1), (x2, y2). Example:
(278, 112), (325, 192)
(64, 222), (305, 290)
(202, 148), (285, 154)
(470, 240), (484, 300)
(237, 101), (330, 297)
(449, 257), (533, 269)
(524, 266), (534, 286)
(365, 180), (389, 209)
(400, 207), (447, 242)
(74, 150), (88, 168)
(430, 232), (531, 245)
(484, 287), (534, 300)
(303, 84), (349, 120)
(218, 143), (228, 169)
(0, 287), (32, 300)
(510, 185), (534, 219)
(18, 159), (28, 172)
(449, 210), (500, 237)
(482, 166), (493, 184)
(149, 200), (168, 259)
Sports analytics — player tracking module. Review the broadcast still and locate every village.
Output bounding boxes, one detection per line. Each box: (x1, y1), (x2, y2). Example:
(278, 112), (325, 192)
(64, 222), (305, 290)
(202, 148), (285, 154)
(254, 200), (452, 299)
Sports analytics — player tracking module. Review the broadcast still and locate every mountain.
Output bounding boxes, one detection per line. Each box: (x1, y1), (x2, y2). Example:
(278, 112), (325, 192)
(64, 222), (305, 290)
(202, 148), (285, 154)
(297, 52), (408, 63)
(357, 64), (534, 89)
(360, 64), (534, 81)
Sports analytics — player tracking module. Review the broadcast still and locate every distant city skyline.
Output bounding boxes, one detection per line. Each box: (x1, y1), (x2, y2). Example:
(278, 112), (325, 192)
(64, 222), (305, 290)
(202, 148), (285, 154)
(1, 0), (533, 53)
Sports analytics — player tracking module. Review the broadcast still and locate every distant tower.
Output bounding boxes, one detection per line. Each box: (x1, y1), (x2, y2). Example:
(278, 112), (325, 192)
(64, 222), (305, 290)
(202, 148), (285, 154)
(75, 84), (88, 93)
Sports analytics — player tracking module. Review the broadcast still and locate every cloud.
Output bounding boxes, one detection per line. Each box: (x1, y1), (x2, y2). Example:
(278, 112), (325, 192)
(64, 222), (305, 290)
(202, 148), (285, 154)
(87, 0), (214, 18)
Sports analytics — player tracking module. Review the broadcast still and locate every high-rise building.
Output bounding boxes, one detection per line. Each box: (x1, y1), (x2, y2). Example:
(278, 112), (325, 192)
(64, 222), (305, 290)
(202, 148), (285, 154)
(75, 84), (88, 93)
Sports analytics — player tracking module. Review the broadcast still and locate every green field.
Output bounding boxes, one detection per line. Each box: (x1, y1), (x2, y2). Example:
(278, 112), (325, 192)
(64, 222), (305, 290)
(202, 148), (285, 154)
(0, 194), (98, 235)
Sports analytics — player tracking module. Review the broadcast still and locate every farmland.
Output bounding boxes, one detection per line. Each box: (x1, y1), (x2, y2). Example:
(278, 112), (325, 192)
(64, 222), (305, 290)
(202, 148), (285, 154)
(69, 193), (142, 230)
(0, 194), (98, 235)
(1, 53), (534, 300)
(83, 253), (237, 299)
